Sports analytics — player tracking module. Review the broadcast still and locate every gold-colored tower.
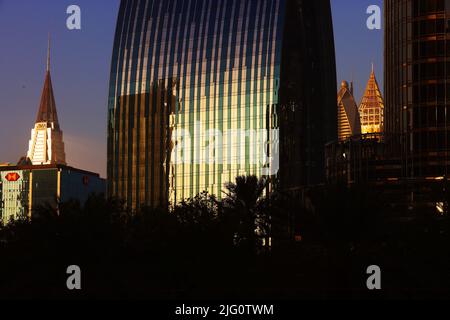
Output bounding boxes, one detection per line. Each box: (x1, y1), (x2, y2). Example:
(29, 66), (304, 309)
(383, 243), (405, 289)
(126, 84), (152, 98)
(337, 80), (361, 141)
(359, 65), (384, 134)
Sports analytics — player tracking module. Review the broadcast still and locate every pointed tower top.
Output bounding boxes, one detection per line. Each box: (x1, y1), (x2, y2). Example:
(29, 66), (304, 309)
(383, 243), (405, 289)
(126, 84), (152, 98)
(359, 64), (385, 134)
(35, 38), (59, 126)
(27, 37), (66, 166)
(47, 34), (51, 72)
(360, 66), (383, 107)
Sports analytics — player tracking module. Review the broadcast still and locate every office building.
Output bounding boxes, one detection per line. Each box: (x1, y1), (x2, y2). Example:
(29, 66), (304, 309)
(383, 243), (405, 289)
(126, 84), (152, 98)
(27, 38), (66, 165)
(107, 0), (337, 208)
(0, 165), (105, 225)
(385, 0), (450, 178)
(0, 39), (106, 224)
(337, 81), (361, 141)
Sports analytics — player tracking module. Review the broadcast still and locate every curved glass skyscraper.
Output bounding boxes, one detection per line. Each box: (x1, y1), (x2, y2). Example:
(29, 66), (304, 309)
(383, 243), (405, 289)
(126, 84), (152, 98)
(108, 0), (337, 208)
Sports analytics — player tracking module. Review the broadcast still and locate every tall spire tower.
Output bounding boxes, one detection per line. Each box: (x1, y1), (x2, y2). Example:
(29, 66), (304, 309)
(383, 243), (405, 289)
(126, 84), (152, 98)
(27, 37), (66, 165)
(359, 65), (385, 134)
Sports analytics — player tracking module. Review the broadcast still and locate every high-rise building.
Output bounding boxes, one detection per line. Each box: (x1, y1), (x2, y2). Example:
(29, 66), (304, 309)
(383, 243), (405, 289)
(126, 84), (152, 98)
(385, 0), (450, 178)
(107, 0), (337, 208)
(359, 66), (384, 134)
(278, 1), (337, 192)
(0, 39), (106, 225)
(27, 38), (66, 165)
(0, 165), (105, 225)
(337, 81), (361, 141)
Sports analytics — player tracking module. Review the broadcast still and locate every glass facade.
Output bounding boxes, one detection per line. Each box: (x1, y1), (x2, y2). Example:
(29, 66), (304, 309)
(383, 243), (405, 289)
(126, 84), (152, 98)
(60, 168), (107, 204)
(385, 0), (450, 178)
(31, 169), (58, 208)
(0, 171), (30, 225)
(108, 0), (337, 208)
(0, 165), (106, 224)
(277, 1), (337, 191)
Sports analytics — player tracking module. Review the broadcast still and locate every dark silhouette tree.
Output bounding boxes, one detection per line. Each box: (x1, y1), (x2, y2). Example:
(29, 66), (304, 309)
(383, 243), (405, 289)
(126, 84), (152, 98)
(222, 175), (268, 252)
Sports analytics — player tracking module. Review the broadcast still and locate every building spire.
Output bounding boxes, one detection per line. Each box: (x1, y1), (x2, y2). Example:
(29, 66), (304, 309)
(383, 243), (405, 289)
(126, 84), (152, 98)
(35, 37), (59, 125)
(26, 36), (66, 166)
(359, 64), (385, 134)
(47, 34), (51, 72)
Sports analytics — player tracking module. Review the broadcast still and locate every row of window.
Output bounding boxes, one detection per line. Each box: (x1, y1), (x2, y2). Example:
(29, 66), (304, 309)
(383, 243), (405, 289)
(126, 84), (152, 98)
(411, 130), (450, 151)
(387, 0), (448, 22)
(414, 40), (450, 58)
(413, 106), (450, 126)
(388, 40), (450, 59)
(413, 0), (450, 15)
(118, 50), (279, 71)
(412, 61), (450, 80)
(137, 32), (280, 51)
(389, 84), (450, 102)
(411, 83), (450, 102)
(413, 18), (449, 36)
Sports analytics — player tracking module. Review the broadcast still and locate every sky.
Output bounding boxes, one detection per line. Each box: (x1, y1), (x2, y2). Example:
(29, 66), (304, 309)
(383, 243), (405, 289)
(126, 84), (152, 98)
(0, 0), (383, 178)
(332, 0), (384, 101)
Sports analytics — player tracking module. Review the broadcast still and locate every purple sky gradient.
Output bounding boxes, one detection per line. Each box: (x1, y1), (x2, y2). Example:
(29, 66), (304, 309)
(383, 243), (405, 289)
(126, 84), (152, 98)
(0, 0), (382, 178)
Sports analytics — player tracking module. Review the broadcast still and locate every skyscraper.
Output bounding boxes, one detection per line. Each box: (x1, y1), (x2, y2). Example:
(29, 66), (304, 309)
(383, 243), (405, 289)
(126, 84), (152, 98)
(107, 0), (337, 208)
(277, 1), (337, 191)
(0, 39), (105, 225)
(359, 66), (384, 135)
(385, 0), (450, 178)
(27, 38), (66, 166)
(337, 80), (361, 141)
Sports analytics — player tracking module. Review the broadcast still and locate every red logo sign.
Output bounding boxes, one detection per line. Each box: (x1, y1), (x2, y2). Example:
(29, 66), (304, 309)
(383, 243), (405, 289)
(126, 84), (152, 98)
(5, 172), (21, 182)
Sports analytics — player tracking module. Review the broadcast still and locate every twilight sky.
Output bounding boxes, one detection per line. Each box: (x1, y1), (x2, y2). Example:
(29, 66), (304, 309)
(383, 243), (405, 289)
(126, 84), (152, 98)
(0, 0), (382, 178)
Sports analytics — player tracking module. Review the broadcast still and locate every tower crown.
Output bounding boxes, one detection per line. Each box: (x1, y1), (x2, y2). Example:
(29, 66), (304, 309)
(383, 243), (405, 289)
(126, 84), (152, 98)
(359, 65), (385, 134)
(35, 36), (60, 126)
(26, 37), (66, 165)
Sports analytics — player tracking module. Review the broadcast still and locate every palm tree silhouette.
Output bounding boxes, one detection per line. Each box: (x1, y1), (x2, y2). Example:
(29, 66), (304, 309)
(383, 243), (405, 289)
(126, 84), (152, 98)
(222, 176), (268, 251)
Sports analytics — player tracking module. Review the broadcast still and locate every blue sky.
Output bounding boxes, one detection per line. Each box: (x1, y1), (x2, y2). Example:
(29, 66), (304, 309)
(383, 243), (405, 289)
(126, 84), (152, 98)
(332, 0), (383, 100)
(0, 0), (383, 177)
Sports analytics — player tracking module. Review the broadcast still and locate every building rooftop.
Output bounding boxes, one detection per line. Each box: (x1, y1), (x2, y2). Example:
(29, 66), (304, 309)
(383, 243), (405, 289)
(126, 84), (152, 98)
(0, 163), (13, 167)
(0, 164), (102, 178)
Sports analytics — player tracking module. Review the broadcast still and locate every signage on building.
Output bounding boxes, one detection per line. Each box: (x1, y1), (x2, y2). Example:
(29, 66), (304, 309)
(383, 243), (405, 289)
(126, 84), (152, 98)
(5, 172), (21, 182)
(36, 123), (48, 130)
